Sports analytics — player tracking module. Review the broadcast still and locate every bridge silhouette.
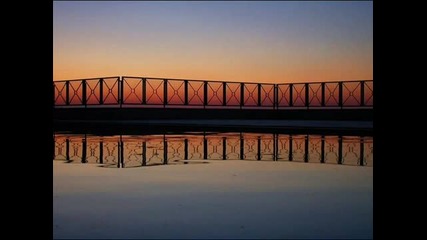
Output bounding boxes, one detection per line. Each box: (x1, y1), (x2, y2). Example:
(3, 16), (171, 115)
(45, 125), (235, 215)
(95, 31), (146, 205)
(53, 76), (373, 134)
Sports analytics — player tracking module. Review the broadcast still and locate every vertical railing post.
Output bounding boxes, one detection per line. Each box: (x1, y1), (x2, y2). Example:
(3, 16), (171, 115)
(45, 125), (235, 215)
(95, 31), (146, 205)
(338, 136), (343, 164)
(65, 138), (70, 161)
(184, 80), (189, 105)
(142, 141), (147, 166)
(203, 81), (208, 108)
(257, 136), (261, 161)
(163, 135), (168, 164)
(81, 135), (87, 163)
(321, 136), (325, 163)
(257, 84), (262, 107)
(99, 78), (104, 105)
(65, 81), (70, 105)
(203, 133), (208, 160)
(53, 82), (56, 106)
(99, 141), (103, 164)
(142, 78), (147, 105)
(240, 132), (244, 160)
(360, 137), (364, 166)
(338, 82), (343, 108)
(360, 81), (365, 107)
(184, 139), (188, 160)
(304, 135), (309, 162)
(119, 77), (124, 107)
(321, 82), (326, 107)
(305, 83), (309, 109)
(223, 82), (227, 107)
(274, 84), (278, 110)
(289, 84), (293, 107)
(240, 83), (245, 109)
(222, 137), (227, 160)
(82, 80), (87, 107)
(164, 79), (168, 107)
(289, 135), (293, 161)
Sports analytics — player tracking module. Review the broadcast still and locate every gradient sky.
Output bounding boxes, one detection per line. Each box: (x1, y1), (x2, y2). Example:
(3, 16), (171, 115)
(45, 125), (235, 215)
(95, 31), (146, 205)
(53, 1), (372, 83)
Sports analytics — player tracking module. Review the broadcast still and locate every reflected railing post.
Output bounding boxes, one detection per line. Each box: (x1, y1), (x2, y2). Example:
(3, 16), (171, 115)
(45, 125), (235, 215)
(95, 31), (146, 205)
(184, 80), (189, 105)
(163, 135), (168, 164)
(65, 81), (70, 106)
(142, 78), (147, 105)
(240, 132), (244, 160)
(304, 135), (309, 162)
(142, 141), (147, 166)
(257, 136), (261, 161)
(320, 136), (325, 163)
(119, 135), (124, 168)
(222, 137), (226, 160)
(273, 133), (279, 161)
(99, 141), (103, 164)
(99, 78), (104, 104)
(65, 138), (70, 160)
(257, 84), (262, 107)
(184, 139), (188, 160)
(360, 81), (365, 107)
(223, 82), (227, 107)
(164, 79), (168, 108)
(274, 134), (278, 161)
(289, 135), (293, 161)
(338, 136), (343, 164)
(81, 135), (87, 163)
(360, 136), (364, 166)
(53, 135), (55, 160)
(203, 133), (208, 160)
(321, 83), (325, 107)
(240, 83), (244, 109)
(117, 140), (121, 168)
(305, 83), (309, 109)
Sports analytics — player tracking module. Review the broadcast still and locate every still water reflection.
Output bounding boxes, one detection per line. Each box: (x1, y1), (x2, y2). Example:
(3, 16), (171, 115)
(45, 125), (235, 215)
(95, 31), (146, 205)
(53, 132), (373, 168)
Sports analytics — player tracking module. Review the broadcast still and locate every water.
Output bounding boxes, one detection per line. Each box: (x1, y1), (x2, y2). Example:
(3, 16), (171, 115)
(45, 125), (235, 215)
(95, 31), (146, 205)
(53, 132), (373, 168)
(53, 129), (373, 239)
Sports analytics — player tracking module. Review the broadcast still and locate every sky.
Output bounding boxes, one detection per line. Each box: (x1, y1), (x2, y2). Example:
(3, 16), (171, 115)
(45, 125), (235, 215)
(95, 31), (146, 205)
(53, 1), (373, 83)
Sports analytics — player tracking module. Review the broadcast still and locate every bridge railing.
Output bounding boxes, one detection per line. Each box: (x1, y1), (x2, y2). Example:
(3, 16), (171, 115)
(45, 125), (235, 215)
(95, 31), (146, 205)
(53, 76), (121, 106)
(276, 80), (373, 108)
(53, 76), (373, 109)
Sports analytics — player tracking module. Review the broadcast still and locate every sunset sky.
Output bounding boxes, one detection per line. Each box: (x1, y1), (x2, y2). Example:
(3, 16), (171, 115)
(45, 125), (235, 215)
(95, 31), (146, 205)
(53, 1), (372, 83)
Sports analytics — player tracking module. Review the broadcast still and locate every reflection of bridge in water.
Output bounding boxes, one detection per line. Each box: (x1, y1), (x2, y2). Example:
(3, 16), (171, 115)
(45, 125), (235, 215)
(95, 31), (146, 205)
(53, 132), (373, 168)
(53, 76), (373, 124)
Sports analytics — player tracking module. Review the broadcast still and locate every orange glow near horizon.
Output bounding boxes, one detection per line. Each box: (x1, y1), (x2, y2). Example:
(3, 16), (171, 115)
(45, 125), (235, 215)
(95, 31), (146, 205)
(53, 2), (372, 84)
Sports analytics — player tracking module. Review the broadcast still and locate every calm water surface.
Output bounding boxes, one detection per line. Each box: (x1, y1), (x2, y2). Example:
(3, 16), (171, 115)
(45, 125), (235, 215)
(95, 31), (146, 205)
(53, 132), (373, 168)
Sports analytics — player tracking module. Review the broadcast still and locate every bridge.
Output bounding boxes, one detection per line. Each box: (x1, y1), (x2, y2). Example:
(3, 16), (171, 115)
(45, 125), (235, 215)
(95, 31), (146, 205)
(53, 76), (373, 134)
